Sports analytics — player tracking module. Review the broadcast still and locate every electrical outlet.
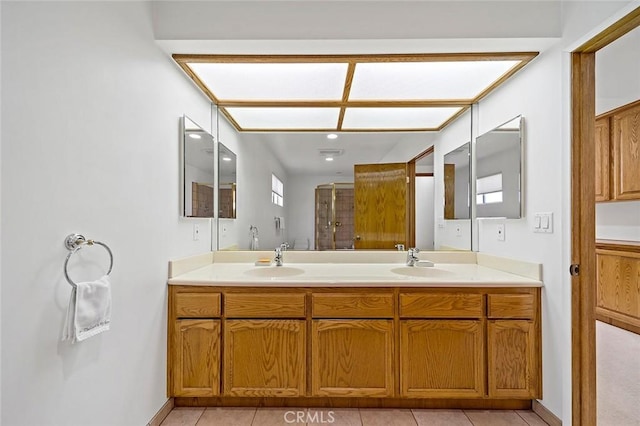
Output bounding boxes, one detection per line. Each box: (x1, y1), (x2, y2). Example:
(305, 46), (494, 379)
(456, 226), (462, 237)
(193, 224), (200, 241)
(496, 224), (505, 241)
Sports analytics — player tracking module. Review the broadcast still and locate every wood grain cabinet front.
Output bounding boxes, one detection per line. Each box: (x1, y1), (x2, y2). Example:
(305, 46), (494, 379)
(223, 319), (306, 397)
(487, 320), (539, 398)
(312, 319), (394, 397)
(612, 103), (640, 200)
(400, 319), (484, 398)
(595, 100), (640, 202)
(170, 319), (220, 397)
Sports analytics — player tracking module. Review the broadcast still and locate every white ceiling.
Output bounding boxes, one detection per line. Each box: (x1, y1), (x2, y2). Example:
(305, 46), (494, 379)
(240, 131), (433, 176)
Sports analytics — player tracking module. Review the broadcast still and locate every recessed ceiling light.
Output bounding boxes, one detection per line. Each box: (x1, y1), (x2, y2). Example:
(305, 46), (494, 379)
(325, 157), (334, 162)
(222, 156), (232, 162)
(188, 133), (202, 139)
(327, 133), (338, 140)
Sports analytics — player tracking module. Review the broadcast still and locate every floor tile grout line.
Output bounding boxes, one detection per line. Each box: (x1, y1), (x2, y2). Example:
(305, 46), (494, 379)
(409, 408), (419, 426)
(193, 407), (206, 426)
(515, 409), (549, 426)
(248, 406), (258, 426)
(461, 409), (476, 426)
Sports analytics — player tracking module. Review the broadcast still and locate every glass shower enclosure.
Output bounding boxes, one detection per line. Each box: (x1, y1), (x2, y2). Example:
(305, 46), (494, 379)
(315, 183), (354, 250)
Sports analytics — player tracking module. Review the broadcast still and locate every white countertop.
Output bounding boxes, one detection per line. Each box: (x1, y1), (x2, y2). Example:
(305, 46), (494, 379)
(168, 261), (542, 287)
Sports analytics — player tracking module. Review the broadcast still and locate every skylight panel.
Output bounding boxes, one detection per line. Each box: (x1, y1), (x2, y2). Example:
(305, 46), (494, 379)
(225, 107), (341, 130)
(187, 62), (348, 101)
(349, 61), (521, 100)
(341, 107), (462, 130)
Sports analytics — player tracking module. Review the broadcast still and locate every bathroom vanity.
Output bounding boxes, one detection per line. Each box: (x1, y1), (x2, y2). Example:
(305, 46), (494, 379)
(167, 251), (542, 409)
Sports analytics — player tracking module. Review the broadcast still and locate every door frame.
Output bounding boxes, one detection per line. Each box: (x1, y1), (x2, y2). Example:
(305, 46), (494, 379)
(571, 7), (640, 426)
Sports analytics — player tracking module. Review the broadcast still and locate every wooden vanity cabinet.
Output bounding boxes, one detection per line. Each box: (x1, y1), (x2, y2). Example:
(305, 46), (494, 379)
(169, 287), (221, 397)
(595, 100), (640, 202)
(223, 292), (306, 397)
(487, 293), (540, 398)
(399, 292), (484, 398)
(311, 292), (395, 397)
(168, 285), (542, 404)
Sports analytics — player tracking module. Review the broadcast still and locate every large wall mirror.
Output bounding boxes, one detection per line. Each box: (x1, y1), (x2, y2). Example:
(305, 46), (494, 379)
(475, 116), (523, 219)
(218, 143), (237, 219)
(182, 115), (215, 218)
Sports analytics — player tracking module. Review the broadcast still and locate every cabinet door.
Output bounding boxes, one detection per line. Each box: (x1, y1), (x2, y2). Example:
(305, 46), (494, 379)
(224, 320), (305, 397)
(312, 320), (394, 397)
(612, 104), (640, 200)
(171, 319), (220, 397)
(487, 320), (539, 398)
(595, 117), (610, 202)
(400, 320), (484, 398)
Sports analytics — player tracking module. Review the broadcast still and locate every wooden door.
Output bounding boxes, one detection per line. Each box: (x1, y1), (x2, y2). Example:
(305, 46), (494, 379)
(612, 103), (640, 200)
(400, 320), (484, 398)
(487, 320), (539, 398)
(444, 164), (456, 219)
(171, 319), (220, 397)
(224, 320), (306, 397)
(354, 163), (409, 249)
(595, 117), (611, 201)
(311, 319), (394, 397)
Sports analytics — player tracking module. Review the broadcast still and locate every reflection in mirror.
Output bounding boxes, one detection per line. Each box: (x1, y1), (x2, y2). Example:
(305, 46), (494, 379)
(182, 115), (215, 218)
(475, 116), (523, 218)
(443, 143), (471, 220)
(218, 143), (237, 219)
(415, 151), (435, 250)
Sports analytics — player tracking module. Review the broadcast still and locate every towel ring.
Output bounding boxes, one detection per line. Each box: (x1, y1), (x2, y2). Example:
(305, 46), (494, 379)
(63, 233), (113, 288)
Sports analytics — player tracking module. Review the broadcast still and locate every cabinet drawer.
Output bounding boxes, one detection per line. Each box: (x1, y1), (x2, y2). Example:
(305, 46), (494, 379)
(400, 293), (483, 318)
(175, 292), (221, 318)
(225, 293), (306, 318)
(312, 293), (394, 318)
(487, 294), (534, 319)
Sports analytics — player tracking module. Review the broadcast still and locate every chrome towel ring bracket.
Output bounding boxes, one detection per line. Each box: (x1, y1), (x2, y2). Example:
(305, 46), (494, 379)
(63, 233), (114, 288)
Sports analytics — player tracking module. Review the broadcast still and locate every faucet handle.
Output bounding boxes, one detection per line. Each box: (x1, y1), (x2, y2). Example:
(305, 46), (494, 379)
(409, 247), (420, 255)
(280, 242), (289, 251)
(395, 244), (405, 251)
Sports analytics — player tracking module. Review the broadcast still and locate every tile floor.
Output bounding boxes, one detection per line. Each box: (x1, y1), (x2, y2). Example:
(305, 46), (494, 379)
(160, 407), (549, 426)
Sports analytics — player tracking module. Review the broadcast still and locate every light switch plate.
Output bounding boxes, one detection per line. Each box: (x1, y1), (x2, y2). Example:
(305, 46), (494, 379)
(534, 212), (554, 233)
(496, 224), (505, 241)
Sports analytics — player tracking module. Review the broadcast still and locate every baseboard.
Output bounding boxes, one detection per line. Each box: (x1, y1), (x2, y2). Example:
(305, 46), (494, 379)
(533, 400), (562, 426)
(147, 398), (174, 426)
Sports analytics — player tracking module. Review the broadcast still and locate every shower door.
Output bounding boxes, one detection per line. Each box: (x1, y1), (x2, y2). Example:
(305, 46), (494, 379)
(315, 183), (354, 250)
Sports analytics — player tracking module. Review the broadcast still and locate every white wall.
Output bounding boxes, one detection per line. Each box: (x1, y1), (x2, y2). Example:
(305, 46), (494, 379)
(596, 201), (640, 241)
(217, 118), (289, 250)
(0, 1), (3, 422)
(595, 25), (640, 242)
(1, 3), (213, 425)
(286, 174), (354, 249)
(596, 26), (640, 114)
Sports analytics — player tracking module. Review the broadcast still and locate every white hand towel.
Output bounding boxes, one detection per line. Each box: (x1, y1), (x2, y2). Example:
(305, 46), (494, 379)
(278, 217), (286, 230)
(62, 275), (112, 343)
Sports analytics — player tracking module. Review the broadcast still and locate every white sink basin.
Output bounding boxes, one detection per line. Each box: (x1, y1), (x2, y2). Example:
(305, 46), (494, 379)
(390, 266), (455, 278)
(244, 266), (305, 278)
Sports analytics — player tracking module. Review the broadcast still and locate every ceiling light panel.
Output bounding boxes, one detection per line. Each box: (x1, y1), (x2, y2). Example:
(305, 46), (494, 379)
(225, 107), (341, 130)
(349, 61), (520, 100)
(342, 107), (462, 130)
(187, 62), (348, 101)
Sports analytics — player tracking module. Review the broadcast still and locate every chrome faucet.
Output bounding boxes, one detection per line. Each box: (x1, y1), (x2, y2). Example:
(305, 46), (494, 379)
(406, 248), (420, 266)
(280, 242), (290, 251)
(274, 247), (284, 266)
